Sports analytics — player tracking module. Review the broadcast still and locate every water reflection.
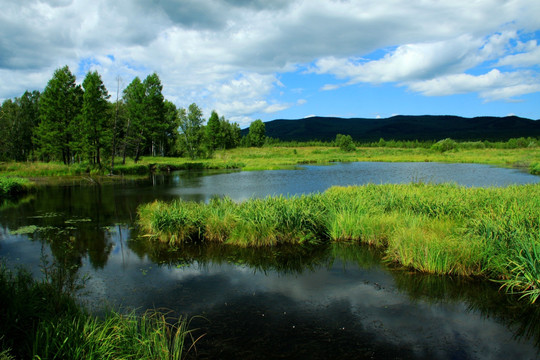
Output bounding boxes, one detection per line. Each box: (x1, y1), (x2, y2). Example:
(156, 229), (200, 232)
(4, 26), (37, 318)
(1, 163), (540, 359)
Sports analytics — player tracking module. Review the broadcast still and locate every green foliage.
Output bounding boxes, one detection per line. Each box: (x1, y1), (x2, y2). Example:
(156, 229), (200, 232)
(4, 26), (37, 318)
(247, 119), (266, 147)
(220, 117), (241, 149)
(81, 71), (111, 166)
(0, 262), (191, 359)
(143, 73), (167, 157)
(203, 110), (241, 151)
(178, 103), (209, 159)
(2, 66), (244, 165)
(35, 66), (83, 164)
(138, 183), (540, 303)
(205, 110), (221, 151)
(431, 138), (458, 152)
(335, 134), (356, 152)
(530, 162), (540, 175)
(501, 237), (540, 303)
(0, 176), (33, 197)
(0, 91), (40, 161)
(32, 310), (191, 360)
(122, 76), (146, 163)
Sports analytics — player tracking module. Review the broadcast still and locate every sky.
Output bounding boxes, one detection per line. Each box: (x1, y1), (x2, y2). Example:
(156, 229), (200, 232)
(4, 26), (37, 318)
(1, 0), (539, 128)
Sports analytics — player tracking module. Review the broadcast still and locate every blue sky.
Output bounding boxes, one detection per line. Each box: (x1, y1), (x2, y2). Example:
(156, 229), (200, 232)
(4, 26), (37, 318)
(1, 0), (539, 128)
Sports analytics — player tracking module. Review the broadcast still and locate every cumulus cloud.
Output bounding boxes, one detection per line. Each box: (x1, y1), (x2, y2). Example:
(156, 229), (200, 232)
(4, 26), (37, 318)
(408, 69), (540, 101)
(1, 0), (539, 120)
(316, 30), (540, 100)
(497, 40), (540, 67)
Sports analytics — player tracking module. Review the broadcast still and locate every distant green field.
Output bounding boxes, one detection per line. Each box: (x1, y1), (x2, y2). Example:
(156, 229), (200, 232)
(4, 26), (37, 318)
(1, 144), (539, 178)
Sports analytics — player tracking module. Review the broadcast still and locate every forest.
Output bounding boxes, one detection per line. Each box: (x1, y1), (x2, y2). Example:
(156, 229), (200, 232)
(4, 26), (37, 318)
(0, 66), (267, 170)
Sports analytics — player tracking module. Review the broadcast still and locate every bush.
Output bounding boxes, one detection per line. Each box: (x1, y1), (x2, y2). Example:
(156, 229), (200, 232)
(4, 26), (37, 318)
(335, 134), (356, 152)
(431, 138), (458, 152)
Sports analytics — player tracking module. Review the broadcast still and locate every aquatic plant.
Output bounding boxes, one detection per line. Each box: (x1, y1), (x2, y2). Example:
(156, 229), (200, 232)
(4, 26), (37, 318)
(138, 183), (540, 303)
(0, 262), (193, 360)
(32, 310), (192, 360)
(501, 237), (540, 303)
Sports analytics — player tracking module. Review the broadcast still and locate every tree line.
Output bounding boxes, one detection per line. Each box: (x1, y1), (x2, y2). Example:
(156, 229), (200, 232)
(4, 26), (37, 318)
(0, 66), (267, 169)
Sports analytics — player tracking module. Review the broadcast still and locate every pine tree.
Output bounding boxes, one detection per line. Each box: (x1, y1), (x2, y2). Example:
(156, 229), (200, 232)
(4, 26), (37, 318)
(121, 77), (145, 164)
(81, 71), (111, 166)
(143, 73), (165, 157)
(36, 66), (82, 164)
(205, 110), (221, 150)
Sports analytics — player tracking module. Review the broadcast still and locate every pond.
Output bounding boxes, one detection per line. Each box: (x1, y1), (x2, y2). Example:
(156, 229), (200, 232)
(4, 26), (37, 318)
(1, 162), (540, 359)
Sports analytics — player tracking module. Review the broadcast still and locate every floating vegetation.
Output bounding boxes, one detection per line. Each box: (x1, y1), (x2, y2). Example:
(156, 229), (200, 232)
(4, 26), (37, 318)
(64, 218), (92, 224)
(9, 225), (39, 235)
(28, 212), (63, 219)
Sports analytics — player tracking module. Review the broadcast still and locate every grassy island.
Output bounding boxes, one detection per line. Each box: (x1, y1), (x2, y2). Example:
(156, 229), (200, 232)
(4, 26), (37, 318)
(138, 183), (540, 303)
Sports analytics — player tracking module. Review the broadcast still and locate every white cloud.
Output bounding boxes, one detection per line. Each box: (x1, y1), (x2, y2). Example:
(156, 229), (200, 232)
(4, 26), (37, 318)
(408, 69), (540, 101)
(497, 40), (540, 67)
(1, 0), (539, 116)
(316, 35), (485, 83)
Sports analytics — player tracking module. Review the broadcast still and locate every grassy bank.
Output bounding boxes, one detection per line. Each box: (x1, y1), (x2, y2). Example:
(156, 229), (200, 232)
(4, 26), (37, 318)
(138, 183), (540, 303)
(0, 176), (34, 197)
(1, 145), (539, 178)
(0, 263), (192, 359)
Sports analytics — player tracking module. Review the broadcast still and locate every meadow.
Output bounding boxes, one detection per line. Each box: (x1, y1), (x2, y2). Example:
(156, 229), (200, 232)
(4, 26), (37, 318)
(0, 143), (539, 178)
(138, 183), (540, 303)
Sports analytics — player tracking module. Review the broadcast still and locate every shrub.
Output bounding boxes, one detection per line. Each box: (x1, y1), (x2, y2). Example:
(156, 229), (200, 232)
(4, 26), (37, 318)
(431, 138), (458, 152)
(335, 134), (356, 152)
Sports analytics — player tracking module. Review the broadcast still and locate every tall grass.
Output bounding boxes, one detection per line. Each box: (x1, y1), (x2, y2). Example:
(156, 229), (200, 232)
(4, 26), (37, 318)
(0, 176), (33, 197)
(139, 195), (327, 247)
(32, 310), (192, 360)
(0, 261), (193, 359)
(138, 183), (540, 302)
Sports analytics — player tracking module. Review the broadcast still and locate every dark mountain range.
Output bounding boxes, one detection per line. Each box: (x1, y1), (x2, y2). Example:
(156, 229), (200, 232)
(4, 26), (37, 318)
(242, 115), (540, 142)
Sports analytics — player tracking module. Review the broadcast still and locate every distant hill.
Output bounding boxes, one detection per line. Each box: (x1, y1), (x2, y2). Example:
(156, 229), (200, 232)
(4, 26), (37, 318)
(241, 115), (540, 142)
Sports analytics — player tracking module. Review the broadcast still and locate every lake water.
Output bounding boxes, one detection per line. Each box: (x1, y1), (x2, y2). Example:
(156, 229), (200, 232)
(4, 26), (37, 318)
(1, 162), (539, 359)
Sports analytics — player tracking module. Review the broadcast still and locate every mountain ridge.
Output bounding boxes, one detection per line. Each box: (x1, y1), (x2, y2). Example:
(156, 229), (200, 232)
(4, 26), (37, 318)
(242, 115), (540, 142)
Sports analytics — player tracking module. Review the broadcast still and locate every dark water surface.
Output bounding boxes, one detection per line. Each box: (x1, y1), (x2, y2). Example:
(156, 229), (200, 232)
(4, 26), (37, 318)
(1, 162), (540, 359)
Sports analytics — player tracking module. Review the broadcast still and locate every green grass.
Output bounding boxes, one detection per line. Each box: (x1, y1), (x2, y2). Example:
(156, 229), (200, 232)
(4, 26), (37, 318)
(138, 183), (540, 303)
(1, 144), (539, 179)
(0, 262), (193, 359)
(0, 176), (34, 197)
(32, 310), (192, 360)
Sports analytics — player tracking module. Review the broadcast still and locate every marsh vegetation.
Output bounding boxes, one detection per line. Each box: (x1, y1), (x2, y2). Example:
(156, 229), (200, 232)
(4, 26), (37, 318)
(139, 183), (540, 303)
(1, 160), (539, 358)
(0, 260), (192, 360)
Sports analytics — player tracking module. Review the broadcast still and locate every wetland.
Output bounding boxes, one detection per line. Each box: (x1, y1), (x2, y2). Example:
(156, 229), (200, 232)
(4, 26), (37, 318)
(1, 161), (540, 359)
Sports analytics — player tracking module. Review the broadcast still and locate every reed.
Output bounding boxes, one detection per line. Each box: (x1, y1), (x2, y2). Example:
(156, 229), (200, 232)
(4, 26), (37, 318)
(32, 310), (191, 360)
(137, 183), (540, 302)
(0, 262), (192, 359)
(501, 236), (540, 303)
